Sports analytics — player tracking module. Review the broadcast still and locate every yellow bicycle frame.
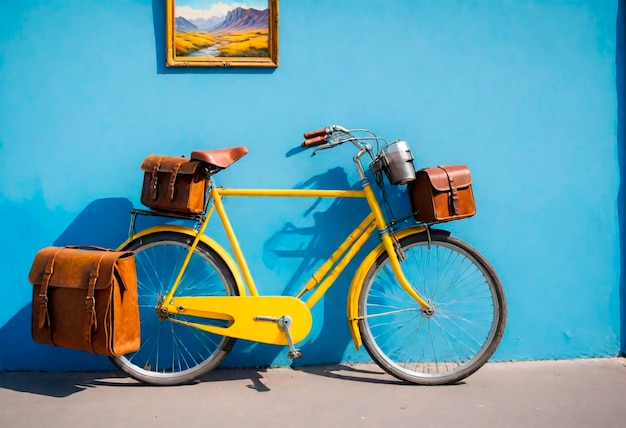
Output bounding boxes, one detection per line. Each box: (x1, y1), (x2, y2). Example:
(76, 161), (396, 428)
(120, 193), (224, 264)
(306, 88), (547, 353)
(120, 183), (431, 348)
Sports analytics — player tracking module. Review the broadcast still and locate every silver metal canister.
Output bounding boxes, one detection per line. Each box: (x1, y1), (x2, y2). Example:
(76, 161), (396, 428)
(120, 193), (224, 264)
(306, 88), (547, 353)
(381, 141), (416, 184)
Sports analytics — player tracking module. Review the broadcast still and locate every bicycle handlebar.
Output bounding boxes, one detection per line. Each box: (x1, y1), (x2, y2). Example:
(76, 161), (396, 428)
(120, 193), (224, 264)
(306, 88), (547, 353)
(301, 125), (352, 149)
(301, 134), (327, 148)
(303, 128), (327, 139)
(301, 125), (374, 163)
(301, 125), (380, 180)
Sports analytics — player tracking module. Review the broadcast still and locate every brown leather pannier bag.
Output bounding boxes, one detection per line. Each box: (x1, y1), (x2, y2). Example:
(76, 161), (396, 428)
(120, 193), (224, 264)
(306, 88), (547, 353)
(140, 155), (208, 214)
(28, 246), (140, 357)
(408, 165), (476, 223)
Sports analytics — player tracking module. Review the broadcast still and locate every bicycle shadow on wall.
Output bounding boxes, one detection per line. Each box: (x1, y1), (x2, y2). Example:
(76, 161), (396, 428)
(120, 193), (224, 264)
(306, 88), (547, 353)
(219, 167), (363, 368)
(263, 167), (367, 366)
(262, 167), (366, 294)
(227, 167), (412, 371)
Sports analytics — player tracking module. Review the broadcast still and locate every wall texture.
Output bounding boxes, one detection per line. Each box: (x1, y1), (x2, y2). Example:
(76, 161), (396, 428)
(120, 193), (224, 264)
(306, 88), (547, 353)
(0, 0), (621, 371)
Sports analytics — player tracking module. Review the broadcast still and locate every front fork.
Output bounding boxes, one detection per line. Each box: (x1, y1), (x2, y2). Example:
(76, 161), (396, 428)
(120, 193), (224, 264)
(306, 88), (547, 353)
(378, 231), (433, 314)
(353, 146), (433, 314)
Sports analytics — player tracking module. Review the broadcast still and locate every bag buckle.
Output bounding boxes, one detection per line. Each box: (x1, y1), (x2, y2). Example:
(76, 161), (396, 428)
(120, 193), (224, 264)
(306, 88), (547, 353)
(150, 163), (160, 200)
(85, 296), (96, 310)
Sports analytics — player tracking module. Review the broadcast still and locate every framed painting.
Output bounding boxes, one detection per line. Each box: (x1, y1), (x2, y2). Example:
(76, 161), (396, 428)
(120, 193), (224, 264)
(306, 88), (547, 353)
(166, 0), (279, 68)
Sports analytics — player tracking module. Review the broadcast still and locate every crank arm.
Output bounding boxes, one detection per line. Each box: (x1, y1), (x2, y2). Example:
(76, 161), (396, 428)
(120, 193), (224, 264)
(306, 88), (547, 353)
(254, 315), (302, 359)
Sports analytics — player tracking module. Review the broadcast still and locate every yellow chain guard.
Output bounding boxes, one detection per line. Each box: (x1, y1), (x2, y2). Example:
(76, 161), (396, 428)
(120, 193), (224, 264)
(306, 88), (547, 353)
(164, 296), (313, 345)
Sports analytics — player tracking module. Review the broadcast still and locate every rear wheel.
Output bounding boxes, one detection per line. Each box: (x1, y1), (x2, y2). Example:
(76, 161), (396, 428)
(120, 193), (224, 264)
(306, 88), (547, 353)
(110, 231), (239, 385)
(358, 230), (506, 385)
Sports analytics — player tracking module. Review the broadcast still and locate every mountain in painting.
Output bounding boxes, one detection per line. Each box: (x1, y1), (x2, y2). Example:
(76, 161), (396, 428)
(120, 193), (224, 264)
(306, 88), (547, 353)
(209, 7), (268, 32)
(175, 16), (198, 32)
(190, 16), (225, 30)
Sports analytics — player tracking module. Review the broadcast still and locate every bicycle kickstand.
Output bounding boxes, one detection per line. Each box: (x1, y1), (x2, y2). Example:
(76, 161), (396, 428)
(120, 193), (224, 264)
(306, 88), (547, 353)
(254, 315), (303, 359)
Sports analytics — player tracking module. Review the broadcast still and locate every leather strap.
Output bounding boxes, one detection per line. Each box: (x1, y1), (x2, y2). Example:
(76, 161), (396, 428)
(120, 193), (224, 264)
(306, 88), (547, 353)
(38, 248), (64, 331)
(437, 166), (459, 215)
(150, 158), (162, 200)
(83, 252), (107, 345)
(168, 161), (183, 201)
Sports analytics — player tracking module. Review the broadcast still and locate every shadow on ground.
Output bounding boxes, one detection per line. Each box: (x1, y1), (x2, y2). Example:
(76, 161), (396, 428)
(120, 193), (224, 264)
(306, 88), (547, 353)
(0, 363), (414, 398)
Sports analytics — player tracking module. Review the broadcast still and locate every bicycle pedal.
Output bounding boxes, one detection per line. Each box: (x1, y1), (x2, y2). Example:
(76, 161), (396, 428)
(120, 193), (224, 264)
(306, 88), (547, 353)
(287, 349), (303, 360)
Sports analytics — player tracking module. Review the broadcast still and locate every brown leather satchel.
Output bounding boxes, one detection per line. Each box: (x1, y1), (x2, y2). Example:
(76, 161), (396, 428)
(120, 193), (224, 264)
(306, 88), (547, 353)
(28, 246), (140, 357)
(408, 165), (476, 223)
(140, 155), (208, 214)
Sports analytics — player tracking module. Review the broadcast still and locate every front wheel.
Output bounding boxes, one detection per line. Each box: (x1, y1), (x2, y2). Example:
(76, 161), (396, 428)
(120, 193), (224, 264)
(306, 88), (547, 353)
(358, 230), (506, 385)
(110, 231), (239, 386)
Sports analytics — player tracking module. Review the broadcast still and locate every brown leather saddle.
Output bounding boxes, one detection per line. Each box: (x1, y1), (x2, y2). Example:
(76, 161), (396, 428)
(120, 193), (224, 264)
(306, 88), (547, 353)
(191, 146), (248, 171)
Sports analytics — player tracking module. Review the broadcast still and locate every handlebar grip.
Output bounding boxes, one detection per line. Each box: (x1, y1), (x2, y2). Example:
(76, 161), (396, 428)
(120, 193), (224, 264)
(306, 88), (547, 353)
(301, 135), (327, 148)
(303, 128), (327, 139)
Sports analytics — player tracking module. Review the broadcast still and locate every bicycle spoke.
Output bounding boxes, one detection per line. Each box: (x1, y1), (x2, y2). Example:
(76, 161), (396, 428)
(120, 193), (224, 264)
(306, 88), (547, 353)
(362, 307), (420, 319)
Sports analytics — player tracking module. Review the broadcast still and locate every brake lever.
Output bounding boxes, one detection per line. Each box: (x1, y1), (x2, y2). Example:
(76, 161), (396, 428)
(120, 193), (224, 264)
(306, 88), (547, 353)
(310, 127), (353, 156)
(311, 142), (335, 156)
(312, 134), (361, 156)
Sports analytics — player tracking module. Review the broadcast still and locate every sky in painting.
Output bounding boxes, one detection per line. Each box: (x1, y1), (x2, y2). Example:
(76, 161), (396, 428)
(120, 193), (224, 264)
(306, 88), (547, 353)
(176, 1), (268, 19)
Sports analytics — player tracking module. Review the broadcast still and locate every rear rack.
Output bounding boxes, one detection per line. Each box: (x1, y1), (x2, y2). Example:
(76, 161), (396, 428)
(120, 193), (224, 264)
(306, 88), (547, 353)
(128, 209), (205, 238)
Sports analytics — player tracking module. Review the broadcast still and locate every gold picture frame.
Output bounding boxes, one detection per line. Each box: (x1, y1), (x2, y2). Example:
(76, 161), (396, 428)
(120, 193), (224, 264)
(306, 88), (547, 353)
(166, 0), (278, 68)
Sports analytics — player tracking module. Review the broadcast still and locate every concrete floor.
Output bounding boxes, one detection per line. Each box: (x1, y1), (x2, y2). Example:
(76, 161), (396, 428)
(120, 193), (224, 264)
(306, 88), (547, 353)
(1, 358), (625, 428)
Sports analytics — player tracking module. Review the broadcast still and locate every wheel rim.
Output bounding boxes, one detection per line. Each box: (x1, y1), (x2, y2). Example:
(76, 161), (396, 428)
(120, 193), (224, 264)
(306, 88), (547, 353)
(361, 238), (502, 381)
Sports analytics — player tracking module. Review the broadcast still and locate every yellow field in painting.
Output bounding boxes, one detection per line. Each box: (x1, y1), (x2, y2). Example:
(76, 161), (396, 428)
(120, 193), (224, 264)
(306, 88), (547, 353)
(218, 30), (269, 57)
(175, 29), (269, 57)
(175, 32), (220, 56)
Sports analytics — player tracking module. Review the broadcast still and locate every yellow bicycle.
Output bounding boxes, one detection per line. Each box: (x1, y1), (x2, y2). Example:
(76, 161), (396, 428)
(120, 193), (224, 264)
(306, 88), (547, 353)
(111, 125), (507, 386)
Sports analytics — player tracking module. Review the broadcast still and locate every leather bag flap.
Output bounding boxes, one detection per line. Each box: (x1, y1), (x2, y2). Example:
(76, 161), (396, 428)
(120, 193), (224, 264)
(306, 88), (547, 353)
(28, 247), (133, 290)
(419, 165), (472, 191)
(141, 155), (200, 175)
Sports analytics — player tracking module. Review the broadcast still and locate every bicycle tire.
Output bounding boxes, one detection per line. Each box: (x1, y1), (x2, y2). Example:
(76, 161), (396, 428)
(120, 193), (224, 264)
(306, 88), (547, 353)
(110, 231), (239, 385)
(358, 230), (506, 385)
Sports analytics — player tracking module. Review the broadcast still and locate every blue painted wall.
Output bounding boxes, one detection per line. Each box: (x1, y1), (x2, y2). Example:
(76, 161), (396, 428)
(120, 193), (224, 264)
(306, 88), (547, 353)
(0, 0), (621, 371)
(616, 0), (626, 355)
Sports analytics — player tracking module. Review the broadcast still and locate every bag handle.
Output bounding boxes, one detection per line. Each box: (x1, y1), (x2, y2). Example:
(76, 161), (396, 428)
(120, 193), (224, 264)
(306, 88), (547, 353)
(65, 245), (112, 252)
